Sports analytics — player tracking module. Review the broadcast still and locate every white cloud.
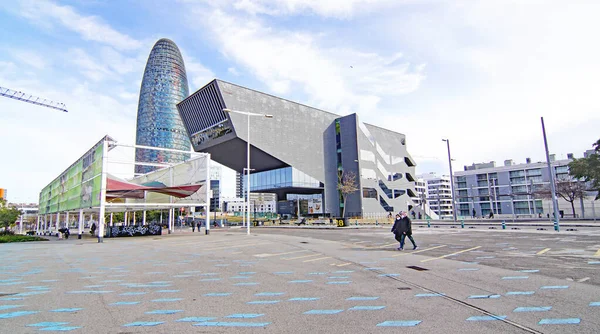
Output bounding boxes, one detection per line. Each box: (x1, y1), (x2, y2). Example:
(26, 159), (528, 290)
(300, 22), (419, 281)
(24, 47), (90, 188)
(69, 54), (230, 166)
(227, 67), (240, 76)
(196, 9), (425, 115)
(17, 0), (142, 50)
(69, 48), (115, 82)
(231, 0), (410, 18)
(6, 49), (48, 70)
(180, 49), (215, 91)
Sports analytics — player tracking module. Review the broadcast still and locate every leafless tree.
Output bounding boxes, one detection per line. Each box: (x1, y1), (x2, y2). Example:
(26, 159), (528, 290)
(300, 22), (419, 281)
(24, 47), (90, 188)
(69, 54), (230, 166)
(535, 177), (587, 217)
(337, 171), (359, 218)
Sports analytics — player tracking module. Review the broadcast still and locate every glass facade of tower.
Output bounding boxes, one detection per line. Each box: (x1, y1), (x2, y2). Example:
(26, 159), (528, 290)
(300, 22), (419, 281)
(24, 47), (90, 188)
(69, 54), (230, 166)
(135, 38), (190, 174)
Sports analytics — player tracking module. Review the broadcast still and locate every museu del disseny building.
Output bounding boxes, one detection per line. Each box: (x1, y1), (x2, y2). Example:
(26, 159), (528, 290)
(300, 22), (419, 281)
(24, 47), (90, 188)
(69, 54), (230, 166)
(176, 79), (418, 218)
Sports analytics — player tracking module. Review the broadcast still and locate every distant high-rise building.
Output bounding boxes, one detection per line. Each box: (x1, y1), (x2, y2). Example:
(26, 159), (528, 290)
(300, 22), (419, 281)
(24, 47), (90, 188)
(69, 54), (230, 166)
(135, 38), (190, 174)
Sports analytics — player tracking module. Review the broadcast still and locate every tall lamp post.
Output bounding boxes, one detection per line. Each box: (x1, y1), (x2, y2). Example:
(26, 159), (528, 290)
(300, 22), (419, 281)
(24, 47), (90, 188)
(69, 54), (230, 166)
(541, 117), (560, 231)
(223, 108), (273, 235)
(442, 139), (457, 222)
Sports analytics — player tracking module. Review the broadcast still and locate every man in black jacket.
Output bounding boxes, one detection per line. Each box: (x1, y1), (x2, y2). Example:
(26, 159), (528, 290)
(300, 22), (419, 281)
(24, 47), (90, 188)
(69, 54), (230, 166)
(391, 211), (418, 251)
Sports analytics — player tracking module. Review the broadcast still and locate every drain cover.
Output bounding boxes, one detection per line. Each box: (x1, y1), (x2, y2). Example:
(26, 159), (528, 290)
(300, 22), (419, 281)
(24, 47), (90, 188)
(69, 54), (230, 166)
(406, 266), (429, 271)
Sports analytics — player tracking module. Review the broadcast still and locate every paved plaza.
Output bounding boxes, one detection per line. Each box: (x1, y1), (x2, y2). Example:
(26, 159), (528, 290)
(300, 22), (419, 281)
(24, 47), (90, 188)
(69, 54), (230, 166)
(1, 225), (600, 333)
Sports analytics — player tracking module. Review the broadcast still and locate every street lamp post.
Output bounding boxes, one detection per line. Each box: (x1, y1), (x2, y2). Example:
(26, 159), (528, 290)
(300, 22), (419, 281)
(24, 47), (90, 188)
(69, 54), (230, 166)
(223, 108), (273, 235)
(442, 139), (457, 222)
(541, 117), (560, 231)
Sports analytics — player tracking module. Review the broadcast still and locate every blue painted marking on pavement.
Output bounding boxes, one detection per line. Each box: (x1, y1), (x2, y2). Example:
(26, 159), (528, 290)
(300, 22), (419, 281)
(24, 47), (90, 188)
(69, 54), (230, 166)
(145, 310), (183, 314)
(506, 291), (535, 296)
(110, 301), (140, 305)
(334, 270), (354, 273)
(102, 280), (123, 283)
(349, 306), (386, 310)
(25, 286), (50, 290)
(502, 276), (529, 280)
(84, 285), (105, 288)
(234, 282), (259, 286)
(27, 322), (69, 327)
(204, 293), (232, 297)
(588, 261), (600, 265)
(150, 281), (171, 284)
(0, 279), (20, 283)
(51, 308), (83, 313)
(201, 273), (218, 276)
(476, 256), (495, 259)
(200, 278), (221, 282)
(173, 275), (192, 278)
(0, 305), (23, 310)
(176, 317), (216, 322)
(328, 276), (349, 279)
(194, 322), (271, 327)
(156, 290), (179, 293)
(378, 274), (400, 277)
(589, 302), (600, 306)
(514, 306), (551, 312)
(255, 292), (285, 296)
(152, 298), (183, 302)
(120, 292), (146, 296)
(0, 311), (38, 319)
(469, 295), (500, 299)
(289, 297), (319, 301)
(364, 268), (384, 271)
(226, 314), (264, 318)
(230, 276), (250, 279)
(274, 271), (294, 275)
(415, 293), (444, 297)
(289, 280), (312, 283)
(304, 309), (344, 314)
(0, 281), (28, 286)
(539, 318), (580, 325)
(467, 315), (507, 321)
(239, 272), (256, 275)
(13, 291), (48, 296)
(39, 326), (82, 331)
(0, 297), (24, 301)
(183, 270), (202, 274)
(327, 281), (351, 284)
(308, 272), (327, 275)
(67, 290), (112, 294)
(123, 321), (164, 326)
(247, 300), (280, 304)
(459, 268), (480, 271)
(347, 297), (379, 301)
(519, 270), (539, 273)
(376, 320), (421, 327)
(214, 264), (230, 267)
(540, 285), (569, 289)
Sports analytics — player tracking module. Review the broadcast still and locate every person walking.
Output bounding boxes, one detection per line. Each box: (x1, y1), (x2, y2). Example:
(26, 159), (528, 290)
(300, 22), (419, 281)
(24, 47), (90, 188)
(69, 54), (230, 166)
(391, 214), (403, 250)
(393, 211), (418, 250)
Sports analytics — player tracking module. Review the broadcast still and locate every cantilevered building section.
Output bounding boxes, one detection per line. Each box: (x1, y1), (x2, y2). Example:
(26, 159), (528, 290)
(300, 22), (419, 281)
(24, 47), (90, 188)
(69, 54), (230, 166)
(135, 38), (190, 174)
(176, 79), (418, 218)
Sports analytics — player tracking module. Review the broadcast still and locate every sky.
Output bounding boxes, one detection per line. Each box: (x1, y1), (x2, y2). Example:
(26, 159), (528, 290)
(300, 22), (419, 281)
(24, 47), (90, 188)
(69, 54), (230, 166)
(1, 0), (599, 203)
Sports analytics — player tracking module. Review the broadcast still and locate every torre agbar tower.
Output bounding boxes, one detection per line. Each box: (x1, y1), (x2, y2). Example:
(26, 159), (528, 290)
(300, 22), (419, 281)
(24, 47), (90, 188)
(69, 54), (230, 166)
(135, 38), (190, 174)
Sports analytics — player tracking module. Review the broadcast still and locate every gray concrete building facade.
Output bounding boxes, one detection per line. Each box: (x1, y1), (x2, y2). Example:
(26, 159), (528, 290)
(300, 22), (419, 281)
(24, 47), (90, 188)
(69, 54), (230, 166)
(176, 79), (417, 218)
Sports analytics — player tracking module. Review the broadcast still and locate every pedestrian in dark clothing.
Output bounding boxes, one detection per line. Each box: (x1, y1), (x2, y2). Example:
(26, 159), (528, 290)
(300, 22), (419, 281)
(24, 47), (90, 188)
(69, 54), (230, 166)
(90, 223), (96, 236)
(197, 222), (201, 232)
(472, 208), (476, 218)
(391, 211), (417, 250)
(192, 222), (195, 232)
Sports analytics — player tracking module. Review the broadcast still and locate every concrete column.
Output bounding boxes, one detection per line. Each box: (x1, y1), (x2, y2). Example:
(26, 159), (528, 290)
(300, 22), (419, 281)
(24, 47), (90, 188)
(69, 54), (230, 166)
(65, 212), (70, 230)
(143, 210), (146, 225)
(110, 213), (113, 226)
(36, 216), (40, 235)
(56, 212), (60, 233)
(124, 212), (128, 226)
(168, 208), (172, 234)
(49, 214), (53, 236)
(133, 212), (136, 225)
(78, 209), (83, 239)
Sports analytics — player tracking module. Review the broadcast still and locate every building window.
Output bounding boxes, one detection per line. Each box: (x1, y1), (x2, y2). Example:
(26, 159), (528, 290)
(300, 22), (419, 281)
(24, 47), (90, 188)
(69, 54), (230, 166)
(362, 187), (377, 199)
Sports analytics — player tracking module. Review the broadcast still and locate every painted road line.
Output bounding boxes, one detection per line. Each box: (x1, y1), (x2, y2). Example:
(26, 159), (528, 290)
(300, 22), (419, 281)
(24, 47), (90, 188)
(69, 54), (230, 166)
(255, 250), (308, 258)
(539, 318), (580, 325)
(27, 322), (69, 327)
(536, 248), (551, 255)
(304, 257), (332, 263)
(594, 249), (600, 257)
(120, 292), (146, 296)
(152, 298), (183, 302)
(247, 300), (280, 304)
(327, 281), (351, 284)
(366, 243), (399, 249)
(506, 291), (535, 296)
(289, 298), (319, 301)
(176, 317), (216, 322)
(421, 246), (482, 263)
(347, 297), (379, 301)
(304, 309), (343, 314)
(502, 276), (529, 280)
(234, 282), (259, 286)
(589, 302), (600, 306)
(336, 263), (352, 267)
(349, 306), (386, 310)
(226, 314), (264, 318)
(458, 268), (480, 271)
(289, 280), (313, 284)
(519, 270), (539, 273)
(415, 293), (445, 297)
(468, 295), (500, 299)
(588, 261), (600, 264)
(110, 302), (140, 305)
(274, 271), (294, 275)
(145, 310), (183, 314)
(514, 306), (551, 312)
(194, 322), (271, 327)
(284, 254), (322, 260)
(255, 292), (285, 296)
(578, 277), (590, 282)
(540, 285), (569, 289)
(204, 243), (270, 251)
(0, 305), (23, 310)
(123, 322), (164, 327)
(392, 245), (447, 257)
(376, 320), (421, 327)
(39, 326), (81, 331)
(50, 308), (83, 312)
(467, 315), (507, 321)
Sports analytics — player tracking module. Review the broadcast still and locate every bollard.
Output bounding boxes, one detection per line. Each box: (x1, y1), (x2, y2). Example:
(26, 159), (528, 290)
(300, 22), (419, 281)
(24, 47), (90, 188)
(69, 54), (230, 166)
(376, 220), (378, 226)
(502, 221), (506, 230)
(355, 220), (358, 226)
(427, 220), (431, 228)
(461, 220), (464, 228)
(554, 220), (559, 232)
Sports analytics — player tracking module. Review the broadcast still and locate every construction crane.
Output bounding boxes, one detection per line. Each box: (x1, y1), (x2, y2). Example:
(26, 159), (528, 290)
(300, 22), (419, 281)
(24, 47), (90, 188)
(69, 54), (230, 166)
(0, 86), (68, 112)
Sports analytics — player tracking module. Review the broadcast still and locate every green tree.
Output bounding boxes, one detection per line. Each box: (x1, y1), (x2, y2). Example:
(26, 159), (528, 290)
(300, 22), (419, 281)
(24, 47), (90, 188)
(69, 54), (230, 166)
(569, 139), (600, 199)
(0, 199), (22, 230)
